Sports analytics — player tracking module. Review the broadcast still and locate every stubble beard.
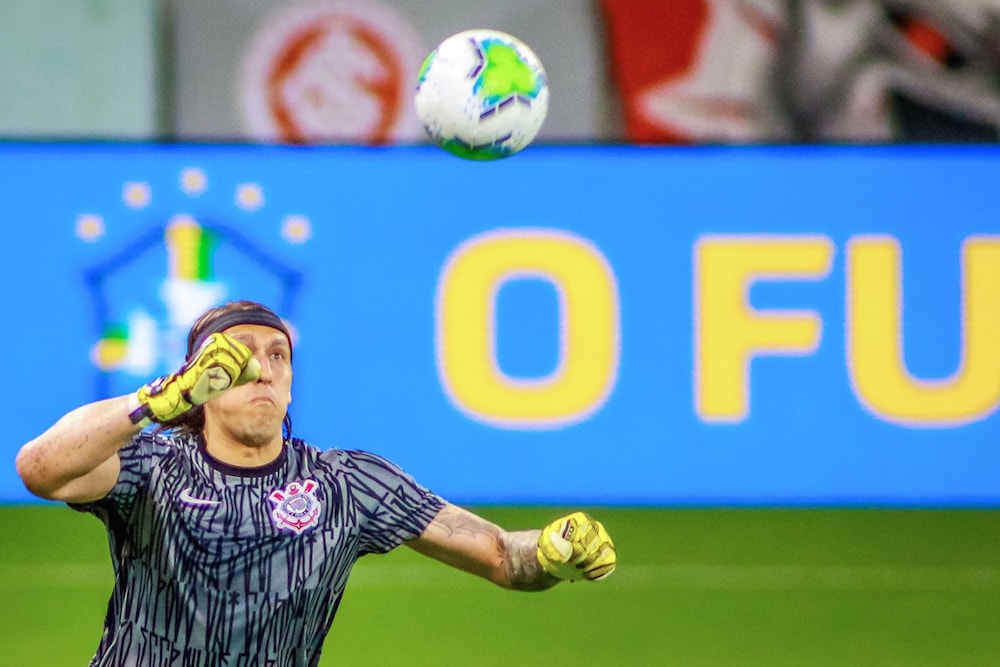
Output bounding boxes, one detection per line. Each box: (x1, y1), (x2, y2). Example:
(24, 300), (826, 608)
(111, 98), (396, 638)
(234, 414), (283, 448)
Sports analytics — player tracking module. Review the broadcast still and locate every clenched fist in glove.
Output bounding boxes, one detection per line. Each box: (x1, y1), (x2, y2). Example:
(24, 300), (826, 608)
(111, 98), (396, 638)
(537, 511), (617, 582)
(129, 333), (261, 426)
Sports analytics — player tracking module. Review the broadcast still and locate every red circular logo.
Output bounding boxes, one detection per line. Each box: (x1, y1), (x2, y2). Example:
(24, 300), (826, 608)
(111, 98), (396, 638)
(242, 1), (425, 145)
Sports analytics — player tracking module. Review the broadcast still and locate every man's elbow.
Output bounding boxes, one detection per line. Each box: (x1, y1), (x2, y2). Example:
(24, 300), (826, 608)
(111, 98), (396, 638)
(15, 444), (59, 500)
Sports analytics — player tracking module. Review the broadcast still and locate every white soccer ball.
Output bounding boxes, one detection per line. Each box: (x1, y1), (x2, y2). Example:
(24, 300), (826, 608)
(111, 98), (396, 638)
(414, 29), (549, 160)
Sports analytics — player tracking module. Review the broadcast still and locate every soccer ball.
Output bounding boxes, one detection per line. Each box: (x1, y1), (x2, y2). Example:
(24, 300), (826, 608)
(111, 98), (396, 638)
(414, 29), (549, 161)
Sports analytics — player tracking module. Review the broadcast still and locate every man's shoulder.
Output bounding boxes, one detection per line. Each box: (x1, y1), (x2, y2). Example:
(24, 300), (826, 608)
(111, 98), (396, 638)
(312, 445), (387, 466)
(285, 440), (417, 485)
(123, 429), (189, 457)
(118, 431), (209, 480)
(292, 442), (397, 473)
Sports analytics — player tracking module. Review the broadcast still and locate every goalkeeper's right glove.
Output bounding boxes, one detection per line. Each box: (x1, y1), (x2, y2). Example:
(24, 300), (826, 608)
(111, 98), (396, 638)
(537, 511), (617, 582)
(129, 333), (261, 425)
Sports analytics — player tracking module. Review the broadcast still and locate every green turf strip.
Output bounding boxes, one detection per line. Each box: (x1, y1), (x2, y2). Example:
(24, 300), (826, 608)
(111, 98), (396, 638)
(2, 505), (999, 666)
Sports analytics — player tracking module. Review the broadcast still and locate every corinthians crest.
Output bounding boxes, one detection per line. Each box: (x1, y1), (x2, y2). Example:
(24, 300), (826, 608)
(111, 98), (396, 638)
(269, 479), (322, 534)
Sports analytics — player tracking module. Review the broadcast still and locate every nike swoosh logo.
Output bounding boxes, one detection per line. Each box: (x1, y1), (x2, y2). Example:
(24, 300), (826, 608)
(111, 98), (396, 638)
(178, 487), (221, 507)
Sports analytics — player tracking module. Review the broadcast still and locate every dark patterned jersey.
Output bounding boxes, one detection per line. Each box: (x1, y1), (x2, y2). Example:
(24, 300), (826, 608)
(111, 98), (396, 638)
(71, 432), (446, 666)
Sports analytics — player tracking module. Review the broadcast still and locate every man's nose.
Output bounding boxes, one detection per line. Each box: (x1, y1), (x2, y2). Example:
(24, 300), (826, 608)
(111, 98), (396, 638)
(255, 354), (273, 382)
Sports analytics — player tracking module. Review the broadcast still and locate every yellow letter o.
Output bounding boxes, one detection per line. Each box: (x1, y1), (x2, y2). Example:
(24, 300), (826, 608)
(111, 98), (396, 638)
(436, 228), (619, 429)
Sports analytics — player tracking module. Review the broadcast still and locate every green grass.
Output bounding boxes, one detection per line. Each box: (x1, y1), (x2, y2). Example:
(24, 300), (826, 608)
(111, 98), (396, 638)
(2, 505), (1000, 665)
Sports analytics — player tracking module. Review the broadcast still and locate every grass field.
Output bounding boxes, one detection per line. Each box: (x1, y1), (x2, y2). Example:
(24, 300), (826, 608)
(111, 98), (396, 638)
(3, 504), (1000, 665)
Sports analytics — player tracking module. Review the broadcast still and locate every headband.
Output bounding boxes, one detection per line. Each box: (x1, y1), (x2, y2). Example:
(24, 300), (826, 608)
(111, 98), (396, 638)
(190, 308), (292, 359)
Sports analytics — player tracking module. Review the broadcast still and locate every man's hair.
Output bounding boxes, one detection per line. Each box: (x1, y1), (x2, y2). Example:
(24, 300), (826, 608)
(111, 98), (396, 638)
(158, 300), (293, 438)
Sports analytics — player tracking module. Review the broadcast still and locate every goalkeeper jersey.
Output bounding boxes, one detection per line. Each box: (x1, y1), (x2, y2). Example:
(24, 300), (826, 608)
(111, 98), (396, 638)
(72, 432), (445, 667)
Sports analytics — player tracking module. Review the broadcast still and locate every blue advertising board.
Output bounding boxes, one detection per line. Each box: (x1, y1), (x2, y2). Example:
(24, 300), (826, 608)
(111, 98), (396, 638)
(1, 143), (997, 505)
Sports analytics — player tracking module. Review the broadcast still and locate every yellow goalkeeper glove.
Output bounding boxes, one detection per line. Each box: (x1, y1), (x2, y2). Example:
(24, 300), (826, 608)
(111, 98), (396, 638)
(537, 511), (617, 582)
(129, 333), (261, 425)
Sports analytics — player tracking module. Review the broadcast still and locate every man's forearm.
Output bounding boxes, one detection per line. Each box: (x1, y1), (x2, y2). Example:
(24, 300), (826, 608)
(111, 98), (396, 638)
(409, 504), (560, 590)
(16, 395), (138, 501)
(499, 529), (561, 591)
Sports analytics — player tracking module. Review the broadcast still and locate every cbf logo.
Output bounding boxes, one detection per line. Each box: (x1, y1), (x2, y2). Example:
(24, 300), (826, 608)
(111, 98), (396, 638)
(269, 479), (322, 534)
(79, 167), (307, 399)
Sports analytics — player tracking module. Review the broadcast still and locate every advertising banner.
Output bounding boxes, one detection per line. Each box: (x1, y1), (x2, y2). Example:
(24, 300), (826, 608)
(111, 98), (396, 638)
(1, 143), (997, 505)
(601, 0), (1000, 143)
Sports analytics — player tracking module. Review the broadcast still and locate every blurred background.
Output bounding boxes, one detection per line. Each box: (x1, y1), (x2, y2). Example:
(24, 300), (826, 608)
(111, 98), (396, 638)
(2, 1), (1000, 665)
(5, 0), (1000, 144)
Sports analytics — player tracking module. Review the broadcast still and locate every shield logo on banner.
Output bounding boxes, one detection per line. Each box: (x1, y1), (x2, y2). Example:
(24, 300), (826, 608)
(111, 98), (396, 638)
(82, 179), (305, 400)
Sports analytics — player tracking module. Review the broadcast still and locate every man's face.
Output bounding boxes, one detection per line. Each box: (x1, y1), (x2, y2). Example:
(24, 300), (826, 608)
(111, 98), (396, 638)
(203, 323), (293, 448)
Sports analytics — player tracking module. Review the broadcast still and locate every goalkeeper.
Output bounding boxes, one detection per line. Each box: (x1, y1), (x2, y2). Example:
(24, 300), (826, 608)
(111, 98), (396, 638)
(15, 300), (616, 666)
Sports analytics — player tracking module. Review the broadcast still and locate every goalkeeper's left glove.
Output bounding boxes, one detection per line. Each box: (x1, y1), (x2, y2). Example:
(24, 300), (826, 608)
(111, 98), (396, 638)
(537, 511), (617, 582)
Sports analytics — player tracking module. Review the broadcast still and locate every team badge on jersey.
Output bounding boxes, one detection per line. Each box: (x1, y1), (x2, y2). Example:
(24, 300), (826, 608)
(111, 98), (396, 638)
(268, 479), (322, 534)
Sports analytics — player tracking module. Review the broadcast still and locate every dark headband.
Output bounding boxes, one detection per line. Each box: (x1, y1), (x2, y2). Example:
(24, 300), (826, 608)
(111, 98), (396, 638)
(190, 308), (292, 358)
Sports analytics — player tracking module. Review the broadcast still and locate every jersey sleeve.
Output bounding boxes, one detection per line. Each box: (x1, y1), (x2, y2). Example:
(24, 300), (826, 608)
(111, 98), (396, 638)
(69, 431), (173, 523)
(326, 449), (446, 555)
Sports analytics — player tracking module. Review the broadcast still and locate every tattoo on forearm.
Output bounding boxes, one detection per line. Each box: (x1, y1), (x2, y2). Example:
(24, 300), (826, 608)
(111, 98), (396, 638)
(430, 506), (558, 591)
(433, 504), (501, 539)
(499, 529), (558, 591)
